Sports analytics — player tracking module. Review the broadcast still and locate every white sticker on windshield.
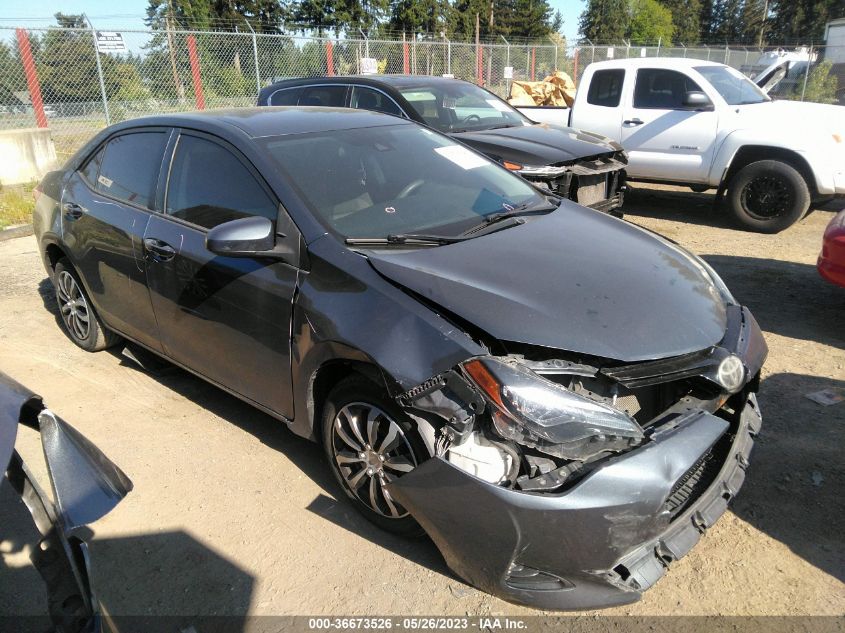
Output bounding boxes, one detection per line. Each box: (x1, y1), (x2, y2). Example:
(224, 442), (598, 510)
(97, 175), (113, 188)
(434, 145), (489, 170)
(485, 98), (510, 112)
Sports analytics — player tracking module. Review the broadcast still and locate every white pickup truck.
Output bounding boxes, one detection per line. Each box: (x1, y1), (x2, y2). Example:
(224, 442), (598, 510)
(561, 58), (845, 232)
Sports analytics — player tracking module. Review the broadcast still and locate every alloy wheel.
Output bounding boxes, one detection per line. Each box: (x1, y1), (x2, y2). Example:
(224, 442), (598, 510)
(56, 270), (90, 341)
(330, 402), (417, 519)
(741, 175), (792, 220)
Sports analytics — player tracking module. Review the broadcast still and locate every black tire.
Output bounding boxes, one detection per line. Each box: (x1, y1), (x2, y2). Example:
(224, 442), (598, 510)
(726, 160), (811, 233)
(321, 375), (429, 537)
(53, 259), (121, 352)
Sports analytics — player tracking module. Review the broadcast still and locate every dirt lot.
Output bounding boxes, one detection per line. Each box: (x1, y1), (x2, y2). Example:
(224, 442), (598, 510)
(1, 184), (843, 622)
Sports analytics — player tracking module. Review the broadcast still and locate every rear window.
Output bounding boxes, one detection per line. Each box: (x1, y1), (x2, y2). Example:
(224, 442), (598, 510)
(96, 132), (167, 209)
(587, 70), (625, 107)
(269, 87), (303, 106)
(299, 85), (347, 107)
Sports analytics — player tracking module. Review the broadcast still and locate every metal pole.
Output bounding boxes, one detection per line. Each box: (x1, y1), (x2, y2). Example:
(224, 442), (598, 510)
(548, 35), (557, 70)
(724, 44), (730, 64)
(657, 37), (661, 56)
(84, 14), (110, 125)
(244, 19), (260, 93)
(681, 43), (687, 57)
(801, 43), (813, 101)
(358, 28), (369, 58)
(585, 38), (595, 63)
(501, 35), (510, 95)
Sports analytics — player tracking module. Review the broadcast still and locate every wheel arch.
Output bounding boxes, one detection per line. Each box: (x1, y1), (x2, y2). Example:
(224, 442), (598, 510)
(721, 145), (817, 197)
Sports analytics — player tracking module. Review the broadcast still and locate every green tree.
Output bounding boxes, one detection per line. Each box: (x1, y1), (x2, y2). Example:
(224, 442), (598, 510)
(768, 0), (840, 43)
(660, 0), (701, 43)
(579, 0), (629, 42)
(388, 0), (450, 35)
(792, 60), (839, 104)
(628, 0), (675, 43)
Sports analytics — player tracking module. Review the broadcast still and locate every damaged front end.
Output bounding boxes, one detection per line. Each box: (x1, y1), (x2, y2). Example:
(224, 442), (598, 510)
(386, 305), (767, 610)
(517, 152), (627, 217)
(1, 372), (132, 632)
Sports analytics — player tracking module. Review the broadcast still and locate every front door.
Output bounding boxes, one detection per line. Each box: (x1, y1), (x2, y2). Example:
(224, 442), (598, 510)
(61, 130), (167, 350)
(143, 131), (298, 418)
(620, 68), (718, 183)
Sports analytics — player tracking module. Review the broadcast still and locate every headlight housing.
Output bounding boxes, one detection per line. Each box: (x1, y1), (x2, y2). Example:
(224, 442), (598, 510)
(464, 358), (644, 461)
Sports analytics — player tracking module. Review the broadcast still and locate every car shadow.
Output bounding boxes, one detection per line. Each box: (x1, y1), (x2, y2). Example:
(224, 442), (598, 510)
(623, 185), (844, 229)
(108, 345), (455, 583)
(702, 255), (845, 348)
(733, 372), (845, 584)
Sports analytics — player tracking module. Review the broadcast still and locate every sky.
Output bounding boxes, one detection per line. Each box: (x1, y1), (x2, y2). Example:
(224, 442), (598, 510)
(0, 0), (588, 41)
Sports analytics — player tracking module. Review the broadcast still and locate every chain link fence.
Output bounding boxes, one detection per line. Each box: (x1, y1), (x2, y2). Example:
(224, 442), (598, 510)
(1, 24), (843, 165)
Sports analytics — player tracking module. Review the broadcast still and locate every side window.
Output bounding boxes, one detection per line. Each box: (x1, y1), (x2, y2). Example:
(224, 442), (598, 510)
(587, 70), (625, 107)
(96, 132), (167, 209)
(79, 146), (104, 185)
(166, 135), (278, 230)
(350, 86), (403, 116)
(269, 87), (303, 106)
(299, 85), (347, 107)
(634, 69), (704, 109)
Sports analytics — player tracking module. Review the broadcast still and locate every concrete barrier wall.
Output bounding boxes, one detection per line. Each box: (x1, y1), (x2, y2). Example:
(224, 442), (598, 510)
(0, 128), (58, 186)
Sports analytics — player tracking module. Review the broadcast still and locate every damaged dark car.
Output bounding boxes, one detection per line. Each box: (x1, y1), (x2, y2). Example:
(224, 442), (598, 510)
(33, 108), (766, 610)
(257, 76), (627, 215)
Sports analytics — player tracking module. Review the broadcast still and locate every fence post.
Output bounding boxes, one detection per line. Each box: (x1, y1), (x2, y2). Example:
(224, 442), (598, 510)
(186, 35), (205, 110)
(501, 35), (510, 94)
(531, 47), (535, 81)
(800, 43), (813, 101)
(15, 28), (47, 129)
(245, 20), (261, 91)
(84, 15), (111, 125)
(403, 34), (410, 74)
(724, 44), (730, 64)
(326, 40), (335, 76)
(573, 46), (580, 83)
(681, 43), (687, 57)
(657, 37), (661, 55)
(445, 35), (451, 75)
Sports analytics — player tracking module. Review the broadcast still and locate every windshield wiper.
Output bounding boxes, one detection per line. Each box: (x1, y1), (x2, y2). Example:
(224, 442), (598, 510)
(461, 199), (559, 236)
(345, 233), (469, 247)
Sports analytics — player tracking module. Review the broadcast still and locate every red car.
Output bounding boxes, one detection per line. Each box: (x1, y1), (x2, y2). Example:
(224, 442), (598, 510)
(818, 209), (845, 287)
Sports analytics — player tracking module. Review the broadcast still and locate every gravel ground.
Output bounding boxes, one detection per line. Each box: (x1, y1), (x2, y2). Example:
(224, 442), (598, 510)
(0, 184), (843, 623)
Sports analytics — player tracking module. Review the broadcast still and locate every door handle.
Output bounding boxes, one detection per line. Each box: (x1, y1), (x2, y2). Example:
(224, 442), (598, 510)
(143, 237), (176, 262)
(623, 118), (645, 126)
(62, 202), (84, 220)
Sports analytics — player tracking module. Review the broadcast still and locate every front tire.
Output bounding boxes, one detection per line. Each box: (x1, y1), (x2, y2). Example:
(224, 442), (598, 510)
(727, 160), (810, 233)
(321, 375), (429, 536)
(53, 259), (121, 352)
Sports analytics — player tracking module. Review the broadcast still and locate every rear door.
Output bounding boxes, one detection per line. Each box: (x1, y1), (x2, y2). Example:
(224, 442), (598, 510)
(620, 68), (718, 182)
(142, 130), (298, 418)
(571, 68), (625, 141)
(60, 130), (167, 350)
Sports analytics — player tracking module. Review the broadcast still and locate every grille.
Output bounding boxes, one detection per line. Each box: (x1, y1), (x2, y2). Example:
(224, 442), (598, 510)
(575, 174), (608, 206)
(665, 451), (712, 518)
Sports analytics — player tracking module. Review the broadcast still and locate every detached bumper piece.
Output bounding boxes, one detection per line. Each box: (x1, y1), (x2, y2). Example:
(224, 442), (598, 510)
(1, 372), (132, 633)
(387, 394), (761, 610)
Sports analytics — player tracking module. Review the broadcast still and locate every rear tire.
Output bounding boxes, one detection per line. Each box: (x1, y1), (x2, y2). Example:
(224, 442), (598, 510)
(53, 259), (121, 352)
(321, 375), (429, 537)
(726, 160), (810, 233)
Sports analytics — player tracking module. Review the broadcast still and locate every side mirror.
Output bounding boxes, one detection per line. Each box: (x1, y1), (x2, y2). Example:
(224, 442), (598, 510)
(206, 216), (276, 257)
(682, 91), (714, 111)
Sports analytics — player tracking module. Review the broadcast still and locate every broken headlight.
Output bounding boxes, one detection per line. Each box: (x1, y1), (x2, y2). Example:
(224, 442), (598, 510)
(464, 357), (644, 461)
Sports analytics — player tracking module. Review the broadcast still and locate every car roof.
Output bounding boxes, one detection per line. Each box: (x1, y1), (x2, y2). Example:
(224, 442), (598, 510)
(109, 106), (409, 139)
(265, 74), (471, 91)
(587, 57), (725, 70)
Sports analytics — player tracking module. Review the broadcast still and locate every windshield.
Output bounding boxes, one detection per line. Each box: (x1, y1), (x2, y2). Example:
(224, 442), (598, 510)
(695, 65), (770, 105)
(397, 82), (530, 133)
(262, 124), (546, 239)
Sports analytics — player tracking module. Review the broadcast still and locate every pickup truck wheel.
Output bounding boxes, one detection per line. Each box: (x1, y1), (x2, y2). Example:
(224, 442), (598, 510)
(727, 160), (810, 233)
(53, 259), (121, 352)
(322, 375), (428, 537)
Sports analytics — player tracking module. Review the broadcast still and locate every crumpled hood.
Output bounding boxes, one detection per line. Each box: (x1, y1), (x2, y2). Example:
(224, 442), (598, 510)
(366, 204), (728, 362)
(452, 123), (618, 167)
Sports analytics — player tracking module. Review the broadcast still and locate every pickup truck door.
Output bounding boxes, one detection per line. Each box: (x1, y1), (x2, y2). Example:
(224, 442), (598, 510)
(620, 68), (718, 183)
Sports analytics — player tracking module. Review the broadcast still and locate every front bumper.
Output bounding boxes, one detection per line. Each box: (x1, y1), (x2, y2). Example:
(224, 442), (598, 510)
(388, 393), (761, 610)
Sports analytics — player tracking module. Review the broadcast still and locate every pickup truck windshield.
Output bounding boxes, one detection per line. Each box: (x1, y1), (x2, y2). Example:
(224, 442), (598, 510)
(398, 83), (530, 133)
(695, 66), (770, 105)
(262, 124), (545, 239)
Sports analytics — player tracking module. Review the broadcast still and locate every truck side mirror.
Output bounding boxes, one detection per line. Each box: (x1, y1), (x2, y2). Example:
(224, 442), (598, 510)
(682, 91), (714, 111)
